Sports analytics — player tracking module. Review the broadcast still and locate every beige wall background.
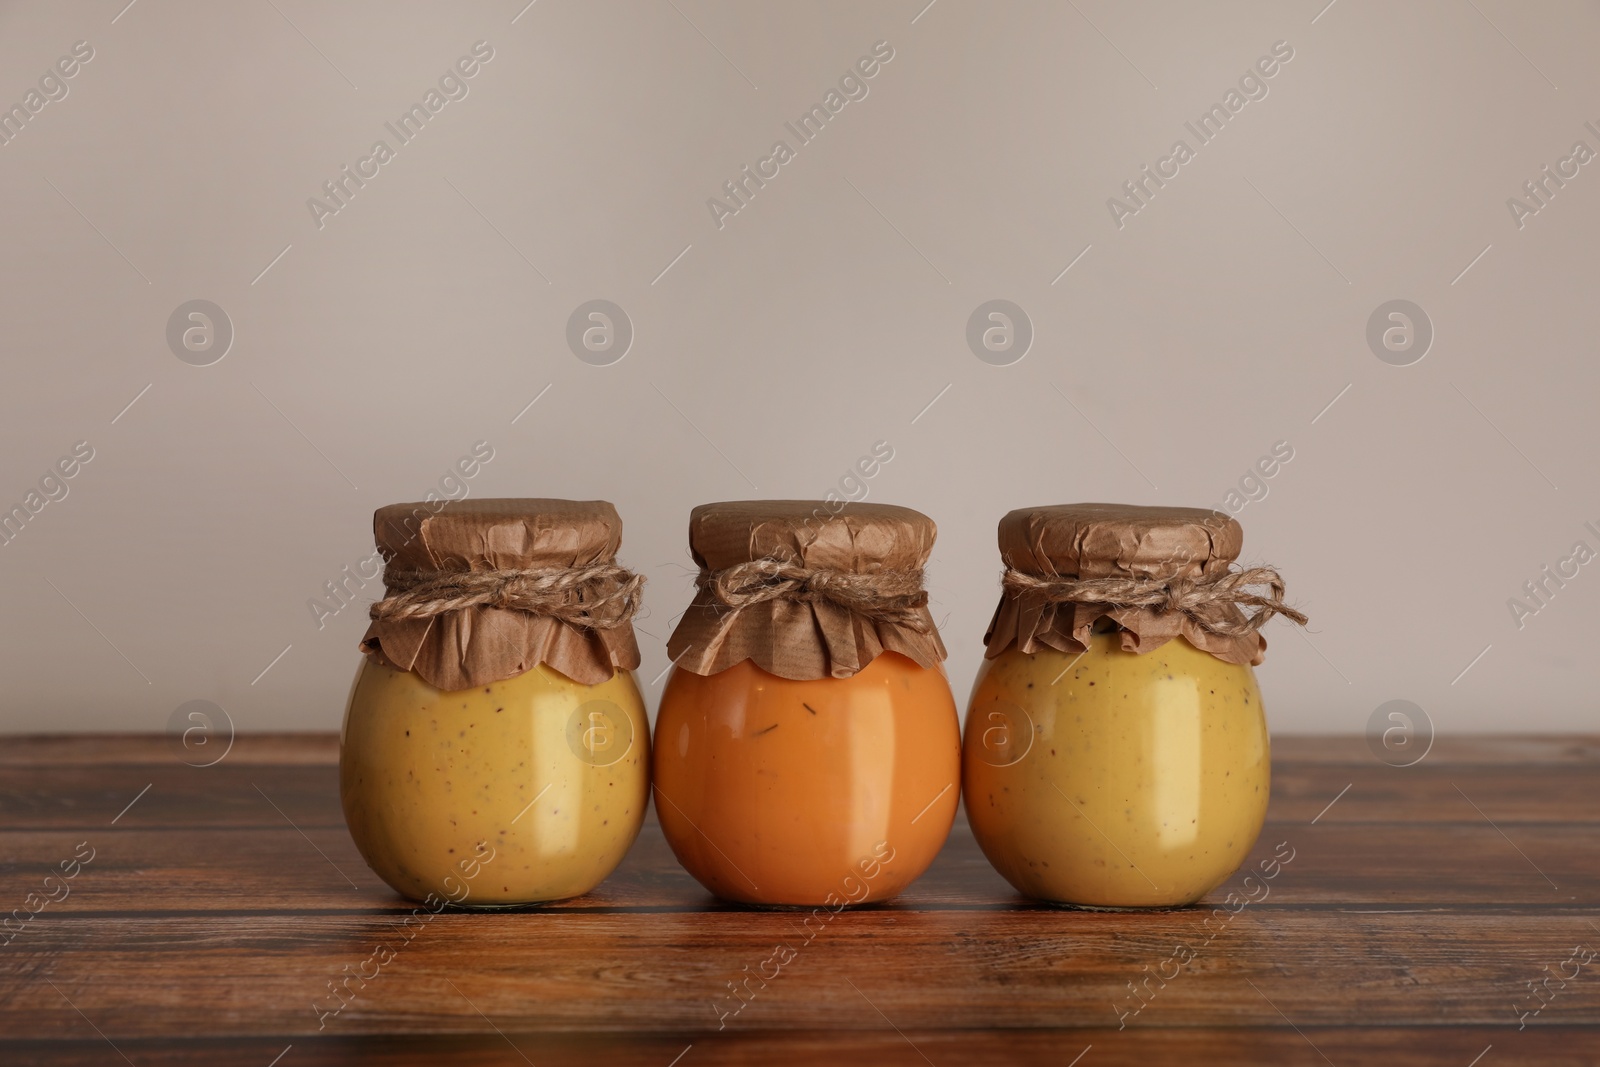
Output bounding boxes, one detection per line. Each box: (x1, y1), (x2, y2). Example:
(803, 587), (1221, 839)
(1, 0), (1596, 739)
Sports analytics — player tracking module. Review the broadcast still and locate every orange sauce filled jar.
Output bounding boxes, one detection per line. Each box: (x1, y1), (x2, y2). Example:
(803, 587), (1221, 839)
(343, 499), (649, 906)
(964, 504), (1306, 908)
(654, 501), (961, 907)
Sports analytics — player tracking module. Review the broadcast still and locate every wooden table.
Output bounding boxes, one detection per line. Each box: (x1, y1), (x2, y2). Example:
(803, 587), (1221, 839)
(2, 735), (1596, 1065)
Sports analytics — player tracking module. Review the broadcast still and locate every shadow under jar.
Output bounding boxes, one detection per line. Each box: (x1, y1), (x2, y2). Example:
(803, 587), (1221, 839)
(343, 499), (650, 907)
(964, 504), (1307, 909)
(655, 501), (962, 907)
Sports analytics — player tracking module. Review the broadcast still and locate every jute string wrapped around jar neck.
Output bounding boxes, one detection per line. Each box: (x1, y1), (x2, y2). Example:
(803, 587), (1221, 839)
(360, 498), (643, 690)
(999, 566), (1305, 639)
(698, 558), (932, 632)
(372, 563), (644, 629)
(666, 500), (946, 680)
(984, 503), (1306, 667)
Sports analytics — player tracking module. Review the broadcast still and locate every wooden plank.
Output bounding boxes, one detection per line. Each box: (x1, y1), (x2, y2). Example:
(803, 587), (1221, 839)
(0, 764), (346, 829)
(1270, 734), (1600, 766)
(5, 911), (1600, 1036)
(3, 755), (1596, 831)
(0, 734), (340, 765)
(2, 1028), (1594, 1067)
(1, 821), (1594, 913)
(1267, 762), (1600, 824)
(3, 735), (1597, 1054)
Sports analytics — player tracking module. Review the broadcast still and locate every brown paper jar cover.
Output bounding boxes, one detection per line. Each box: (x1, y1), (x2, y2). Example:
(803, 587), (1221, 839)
(983, 503), (1266, 667)
(665, 500), (947, 680)
(360, 498), (641, 690)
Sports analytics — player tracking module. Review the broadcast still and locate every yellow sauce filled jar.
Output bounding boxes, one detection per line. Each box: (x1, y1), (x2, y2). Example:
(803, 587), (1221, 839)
(964, 504), (1306, 908)
(655, 501), (961, 907)
(343, 499), (649, 906)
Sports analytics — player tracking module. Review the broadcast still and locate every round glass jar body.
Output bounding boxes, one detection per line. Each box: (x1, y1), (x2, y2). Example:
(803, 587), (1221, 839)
(963, 631), (1268, 908)
(341, 658), (650, 906)
(653, 652), (961, 907)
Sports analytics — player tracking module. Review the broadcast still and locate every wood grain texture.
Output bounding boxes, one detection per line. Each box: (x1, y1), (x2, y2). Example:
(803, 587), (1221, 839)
(4, 1029), (1595, 1067)
(1, 734), (1597, 1065)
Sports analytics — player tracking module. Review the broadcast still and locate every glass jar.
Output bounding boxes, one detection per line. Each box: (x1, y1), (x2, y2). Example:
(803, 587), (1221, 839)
(342, 499), (649, 906)
(655, 500), (961, 907)
(964, 504), (1302, 908)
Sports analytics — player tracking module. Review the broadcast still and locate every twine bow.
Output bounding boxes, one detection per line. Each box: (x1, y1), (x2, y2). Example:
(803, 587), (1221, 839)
(1001, 565), (1307, 637)
(699, 558), (932, 631)
(370, 562), (644, 629)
